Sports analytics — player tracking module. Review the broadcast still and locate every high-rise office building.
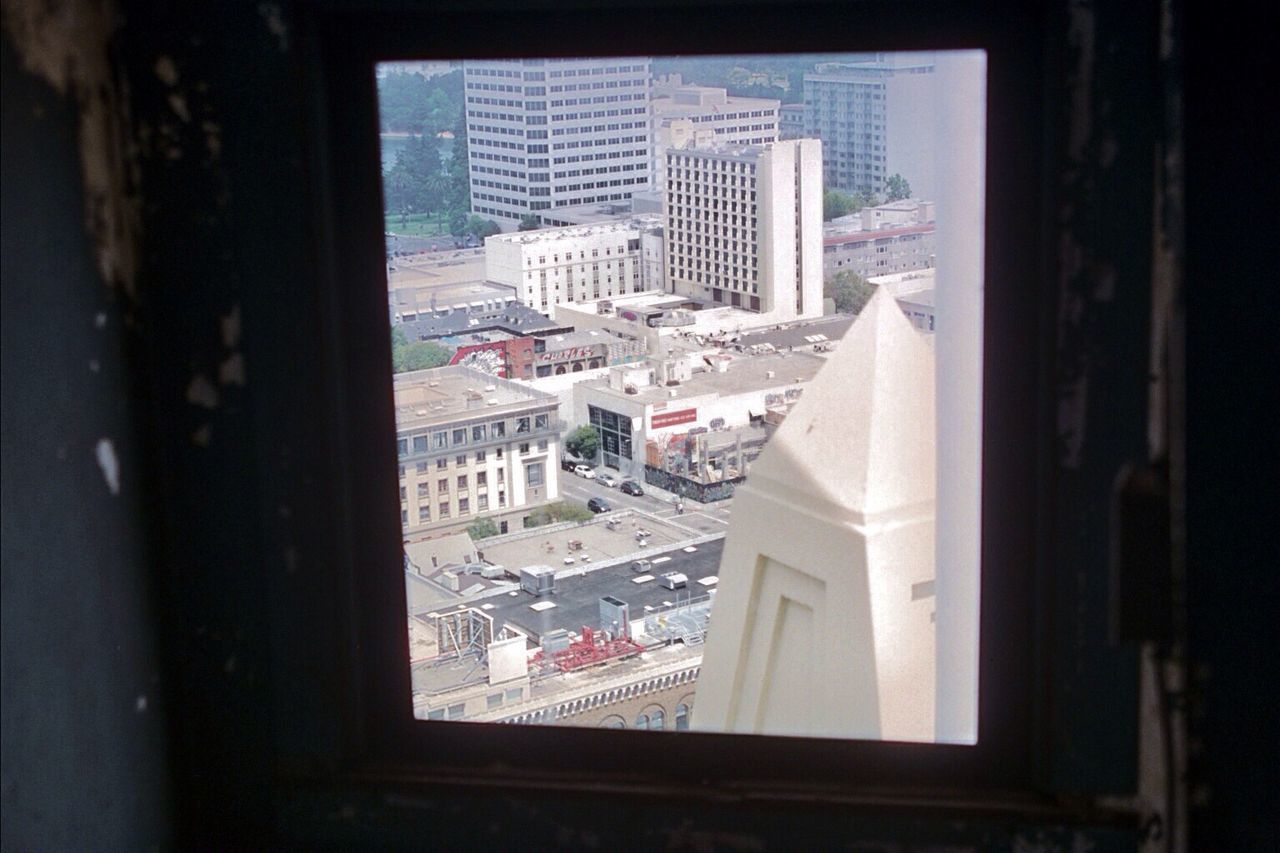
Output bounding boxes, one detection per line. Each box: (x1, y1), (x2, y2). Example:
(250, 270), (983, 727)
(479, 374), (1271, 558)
(463, 58), (653, 224)
(664, 138), (824, 323)
(802, 52), (939, 198)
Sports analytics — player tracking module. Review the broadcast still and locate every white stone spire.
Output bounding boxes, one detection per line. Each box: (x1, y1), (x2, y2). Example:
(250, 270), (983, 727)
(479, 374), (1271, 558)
(692, 288), (937, 741)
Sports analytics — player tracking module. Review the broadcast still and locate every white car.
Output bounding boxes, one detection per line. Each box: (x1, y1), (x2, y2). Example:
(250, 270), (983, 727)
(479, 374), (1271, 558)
(597, 473), (619, 488)
(573, 465), (596, 479)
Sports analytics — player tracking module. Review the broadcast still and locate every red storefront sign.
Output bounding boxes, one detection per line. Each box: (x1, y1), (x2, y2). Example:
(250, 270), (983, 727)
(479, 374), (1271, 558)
(650, 407), (697, 429)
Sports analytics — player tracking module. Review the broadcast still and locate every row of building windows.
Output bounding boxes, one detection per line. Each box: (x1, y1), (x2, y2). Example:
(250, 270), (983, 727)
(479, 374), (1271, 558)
(547, 78), (647, 93)
(473, 150), (526, 166)
(666, 154), (757, 174)
(469, 123), (525, 137)
(396, 414), (552, 458)
(552, 162), (640, 179)
(546, 64), (646, 78)
(465, 80), (521, 93)
(554, 177), (644, 193)
(689, 109), (776, 122)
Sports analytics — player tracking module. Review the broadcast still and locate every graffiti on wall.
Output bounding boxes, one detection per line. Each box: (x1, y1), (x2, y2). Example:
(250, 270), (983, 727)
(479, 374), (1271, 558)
(536, 345), (599, 363)
(643, 465), (744, 503)
(450, 341), (507, 377)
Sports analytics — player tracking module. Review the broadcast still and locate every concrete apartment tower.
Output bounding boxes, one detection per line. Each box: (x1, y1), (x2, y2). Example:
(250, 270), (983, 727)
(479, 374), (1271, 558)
(692, 287), (937, 741)
(462, 58), (653, 224)
(803, 52), (939, 199)
(663, 138), (824, 323)
(649, 76), (780, 190)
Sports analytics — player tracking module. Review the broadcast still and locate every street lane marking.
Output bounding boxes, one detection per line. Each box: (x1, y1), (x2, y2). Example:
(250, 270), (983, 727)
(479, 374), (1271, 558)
(682, 546), (698, 553)
(529, 601), (557, 612)
(632, 575), (655, 584)
(697, 576), (719, 587)
(651, 556), (672, 565)
(481, 603), (496, 610)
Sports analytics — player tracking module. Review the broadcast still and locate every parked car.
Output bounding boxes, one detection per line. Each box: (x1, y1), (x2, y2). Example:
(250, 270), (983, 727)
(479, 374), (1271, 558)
(560, 458), (579, 472)
(619, 480), (644, 496)
(630, 559), (652, 574)
(659, 571), (688, 590)
(597, 473), (619, 488)
(586, 497), (611, 513)
(573, 465), (596, 479)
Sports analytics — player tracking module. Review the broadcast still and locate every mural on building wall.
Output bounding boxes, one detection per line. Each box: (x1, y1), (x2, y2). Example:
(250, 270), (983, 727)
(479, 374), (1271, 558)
(450, 341), (508, 377)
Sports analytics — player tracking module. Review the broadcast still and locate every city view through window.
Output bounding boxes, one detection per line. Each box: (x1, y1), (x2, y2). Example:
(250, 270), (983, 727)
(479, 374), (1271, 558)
(382, 51), (985, 743)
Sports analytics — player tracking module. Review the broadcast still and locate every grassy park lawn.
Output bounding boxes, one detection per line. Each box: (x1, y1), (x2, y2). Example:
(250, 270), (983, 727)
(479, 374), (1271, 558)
(384, 211), (449, 237)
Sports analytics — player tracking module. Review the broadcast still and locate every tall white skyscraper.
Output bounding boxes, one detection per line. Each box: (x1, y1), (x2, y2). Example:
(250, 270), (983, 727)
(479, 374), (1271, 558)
(463, 58), (653, 224)
(663, 138), (824, 323)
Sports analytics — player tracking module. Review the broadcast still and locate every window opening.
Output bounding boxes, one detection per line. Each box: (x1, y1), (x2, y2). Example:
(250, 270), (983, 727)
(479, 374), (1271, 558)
(382, 50), (984, 744)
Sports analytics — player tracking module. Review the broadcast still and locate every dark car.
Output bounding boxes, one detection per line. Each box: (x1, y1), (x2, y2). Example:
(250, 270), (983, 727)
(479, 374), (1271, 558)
(619, 480), (644, 496)
(586, 497), (612, 514)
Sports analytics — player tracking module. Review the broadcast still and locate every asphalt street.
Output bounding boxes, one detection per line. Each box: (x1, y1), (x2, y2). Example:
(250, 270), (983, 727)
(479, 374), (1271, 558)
(557, 472), (735, 536)
(481, 537), (725, 643)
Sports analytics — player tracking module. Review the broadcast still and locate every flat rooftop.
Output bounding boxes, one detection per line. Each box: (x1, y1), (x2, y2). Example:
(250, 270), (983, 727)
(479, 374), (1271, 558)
(391, 279), (514, 310)
(734, 315), (855, 351)
(653, 93), (780, 121)
(397, 303), (561, 340)
(822, 222), (935, 247)
(387, 251), (487, 292)
(541, 328), (628, 351)
(591, 350), (827, 405)
(488, 216), (659, 246)
(394, 365), (556, 429)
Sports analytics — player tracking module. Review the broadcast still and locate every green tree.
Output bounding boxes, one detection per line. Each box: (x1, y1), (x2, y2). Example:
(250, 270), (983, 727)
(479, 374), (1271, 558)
(884, 173), (912, 202)
(823, 188), (857, 221)
(524, 500), (595, 528)
(390, 326), (453, 373)
(399, 341), (452, 371)
(825, 271), (877, 315)
(564, 425), (600, 461)
(383, 133), (444, 217)
(377, 69), (463, 135)
(464, 216), (501, 240)
(466, 518), (499, 540)
(443, 108), (471, 218)
(518, 214), (541, 231)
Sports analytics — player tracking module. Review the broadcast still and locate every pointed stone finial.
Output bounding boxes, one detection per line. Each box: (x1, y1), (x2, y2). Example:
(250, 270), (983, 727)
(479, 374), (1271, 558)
(693, 288), (937, 741)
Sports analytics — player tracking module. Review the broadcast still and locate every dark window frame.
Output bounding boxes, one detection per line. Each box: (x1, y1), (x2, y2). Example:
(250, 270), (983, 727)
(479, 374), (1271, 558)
(311, 0), (1088, 809)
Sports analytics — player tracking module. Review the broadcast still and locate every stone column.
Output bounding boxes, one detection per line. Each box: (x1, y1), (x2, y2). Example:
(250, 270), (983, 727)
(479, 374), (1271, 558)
(693, 289), (936, 741)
